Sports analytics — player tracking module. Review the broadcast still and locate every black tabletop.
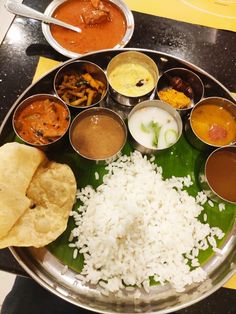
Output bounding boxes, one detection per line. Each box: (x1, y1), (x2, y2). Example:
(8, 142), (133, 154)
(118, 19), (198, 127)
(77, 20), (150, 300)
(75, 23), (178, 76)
(0, 1), (236, 313)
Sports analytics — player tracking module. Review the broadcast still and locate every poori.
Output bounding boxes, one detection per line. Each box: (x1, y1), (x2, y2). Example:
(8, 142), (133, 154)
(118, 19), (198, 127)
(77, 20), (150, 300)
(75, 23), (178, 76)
(0, 142), (77, 248)
(0, 142), (45, 238)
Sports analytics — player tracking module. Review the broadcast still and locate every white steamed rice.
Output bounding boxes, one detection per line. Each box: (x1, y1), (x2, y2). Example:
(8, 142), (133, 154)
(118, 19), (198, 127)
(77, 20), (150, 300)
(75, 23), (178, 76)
(70, 151), (224, 293)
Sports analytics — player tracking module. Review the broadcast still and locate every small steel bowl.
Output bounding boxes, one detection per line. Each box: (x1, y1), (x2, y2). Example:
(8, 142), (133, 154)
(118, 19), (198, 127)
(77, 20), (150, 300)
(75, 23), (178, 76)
(42, 0), (134, 58)
(69, 107), (127, 161)
(107, 51), (159, 106)
(185, 97), (236, 151)
(157, 67), (204, 116)
(128, 99), (183, 154)
(54, 60), (108, 110)
(12, 94), (71, 150)
(199, 145), (236, 204)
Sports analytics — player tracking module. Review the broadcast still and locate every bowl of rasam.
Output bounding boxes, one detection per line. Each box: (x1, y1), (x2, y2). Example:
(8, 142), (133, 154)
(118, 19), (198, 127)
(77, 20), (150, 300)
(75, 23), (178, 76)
(69, 107), (127, 161)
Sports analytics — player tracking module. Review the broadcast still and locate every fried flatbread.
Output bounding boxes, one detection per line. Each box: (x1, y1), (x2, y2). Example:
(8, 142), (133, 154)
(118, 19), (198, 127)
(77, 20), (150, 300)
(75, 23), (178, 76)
(0, 143), (45, 238)
(0, 161), (76, 248)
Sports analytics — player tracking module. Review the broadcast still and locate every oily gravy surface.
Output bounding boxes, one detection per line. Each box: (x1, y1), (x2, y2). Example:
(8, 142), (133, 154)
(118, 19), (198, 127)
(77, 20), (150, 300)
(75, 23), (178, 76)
(14, 98), (70, 145)
(51, 0), (126, 54)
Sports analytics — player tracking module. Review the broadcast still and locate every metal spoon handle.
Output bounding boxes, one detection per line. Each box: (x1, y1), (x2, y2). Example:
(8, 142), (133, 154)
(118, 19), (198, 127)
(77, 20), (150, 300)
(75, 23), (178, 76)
(5, 0), (81, 33)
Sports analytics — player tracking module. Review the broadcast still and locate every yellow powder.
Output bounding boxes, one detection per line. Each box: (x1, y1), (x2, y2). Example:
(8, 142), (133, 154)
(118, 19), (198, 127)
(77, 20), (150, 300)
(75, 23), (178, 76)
(158, 88), (191, 109)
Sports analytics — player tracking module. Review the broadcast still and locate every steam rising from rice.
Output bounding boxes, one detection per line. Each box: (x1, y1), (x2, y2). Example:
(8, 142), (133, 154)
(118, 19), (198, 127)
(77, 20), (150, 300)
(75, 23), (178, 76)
(71, 151), (224, 293)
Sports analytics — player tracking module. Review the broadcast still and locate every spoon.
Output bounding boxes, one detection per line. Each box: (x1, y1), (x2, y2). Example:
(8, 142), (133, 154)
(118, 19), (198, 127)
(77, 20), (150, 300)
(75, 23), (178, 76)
(5, 0), (82, 33)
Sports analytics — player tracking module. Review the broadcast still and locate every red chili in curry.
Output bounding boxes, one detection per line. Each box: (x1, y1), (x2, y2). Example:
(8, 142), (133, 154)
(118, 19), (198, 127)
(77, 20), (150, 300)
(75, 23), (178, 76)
(14, 99), (70, 145)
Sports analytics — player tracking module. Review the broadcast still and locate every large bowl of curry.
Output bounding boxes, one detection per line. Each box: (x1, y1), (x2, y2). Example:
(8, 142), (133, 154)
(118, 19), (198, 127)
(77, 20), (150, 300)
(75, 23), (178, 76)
(42, 0), (134, 58)
(12, 94), (71, 149)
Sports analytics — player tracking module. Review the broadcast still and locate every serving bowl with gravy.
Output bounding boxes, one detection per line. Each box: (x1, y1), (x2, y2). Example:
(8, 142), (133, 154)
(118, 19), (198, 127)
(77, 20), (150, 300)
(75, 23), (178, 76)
(199, 145), (236, 204)
(69, 107), (127, 161)
(42, 0), (134, 58)
(185, 97), (236, 151)
(12, 94), (71, 150)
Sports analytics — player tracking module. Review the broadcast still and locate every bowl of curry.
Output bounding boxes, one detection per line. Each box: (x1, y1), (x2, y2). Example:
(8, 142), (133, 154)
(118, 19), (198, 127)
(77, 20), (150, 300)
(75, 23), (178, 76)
(12, 94), (71, 149)
(42, 0), (134, 58)
(185, 97), (236, 150)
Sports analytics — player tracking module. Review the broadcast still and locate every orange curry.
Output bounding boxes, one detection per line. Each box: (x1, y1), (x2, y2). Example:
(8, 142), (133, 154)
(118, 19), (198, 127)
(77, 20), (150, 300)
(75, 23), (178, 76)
(14, 99), (70, 145)
(50, 0), (127, 54)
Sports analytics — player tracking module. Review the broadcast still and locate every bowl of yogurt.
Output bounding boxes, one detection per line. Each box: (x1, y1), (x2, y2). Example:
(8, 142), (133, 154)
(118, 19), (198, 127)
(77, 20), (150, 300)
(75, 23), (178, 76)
(128, 99), (183, 154)
(107, 51), (159, 106)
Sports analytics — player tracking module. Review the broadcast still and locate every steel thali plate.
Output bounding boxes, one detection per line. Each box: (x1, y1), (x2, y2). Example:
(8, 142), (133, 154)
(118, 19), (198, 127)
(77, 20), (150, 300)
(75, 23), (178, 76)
(0, 48), (236, 314)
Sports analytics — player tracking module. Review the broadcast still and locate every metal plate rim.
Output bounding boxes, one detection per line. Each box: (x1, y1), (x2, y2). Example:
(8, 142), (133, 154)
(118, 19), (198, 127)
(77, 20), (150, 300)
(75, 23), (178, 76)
(1, 47), (236, 314)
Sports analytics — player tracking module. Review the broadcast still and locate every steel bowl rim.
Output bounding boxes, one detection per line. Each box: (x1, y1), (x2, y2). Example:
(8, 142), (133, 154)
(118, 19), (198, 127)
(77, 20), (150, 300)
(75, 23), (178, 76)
(107, 50), (159, 101)
(69, 106), (127, 161)
(42, 0), (135, 58)
(12, 93), (71, 147)
(128, 99), (183, 152)
(189, 96), (236, 148)
(53, 60), (109, 109)
(204, 144), (236, 205)
(156, 67), (205, 112)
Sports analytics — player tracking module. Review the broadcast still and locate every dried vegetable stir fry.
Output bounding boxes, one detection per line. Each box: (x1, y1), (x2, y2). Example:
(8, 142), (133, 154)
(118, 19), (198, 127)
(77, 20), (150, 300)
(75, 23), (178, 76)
(56, 72), (106, 107)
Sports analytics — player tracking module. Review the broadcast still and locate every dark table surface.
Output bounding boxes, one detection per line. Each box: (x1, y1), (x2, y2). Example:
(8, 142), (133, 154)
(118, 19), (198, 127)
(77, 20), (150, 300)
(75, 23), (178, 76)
(0, 1), (236, 313)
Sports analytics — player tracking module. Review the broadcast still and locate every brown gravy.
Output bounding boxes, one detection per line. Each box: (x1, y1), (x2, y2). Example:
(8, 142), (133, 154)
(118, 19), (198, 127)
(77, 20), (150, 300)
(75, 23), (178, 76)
(71, 113), (125, 159)
(206, 148), (236, 203)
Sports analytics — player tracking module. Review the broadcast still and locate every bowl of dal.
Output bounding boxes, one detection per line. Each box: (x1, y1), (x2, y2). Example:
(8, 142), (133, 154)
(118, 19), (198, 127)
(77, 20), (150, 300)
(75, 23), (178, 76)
(128, 99), (183, 154)
(12, 94), (71, 149)
(69, 107), (127, 161)
(107, 51), (159, 106)
(42, 0), (134, 58)
(185, 97), (236, 150)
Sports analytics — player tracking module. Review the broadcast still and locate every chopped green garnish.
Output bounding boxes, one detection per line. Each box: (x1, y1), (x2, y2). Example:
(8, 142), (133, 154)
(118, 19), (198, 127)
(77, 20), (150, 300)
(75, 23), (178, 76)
(140, 122), (151, 133)
(151, 121), (162, 148)
(164, 129), (178, 147)
(140, 121), (162, 148)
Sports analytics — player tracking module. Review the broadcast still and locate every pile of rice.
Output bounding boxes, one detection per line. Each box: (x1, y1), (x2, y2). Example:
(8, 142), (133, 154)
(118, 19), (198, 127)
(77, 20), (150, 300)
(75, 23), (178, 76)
(70, 151), (224, 294)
